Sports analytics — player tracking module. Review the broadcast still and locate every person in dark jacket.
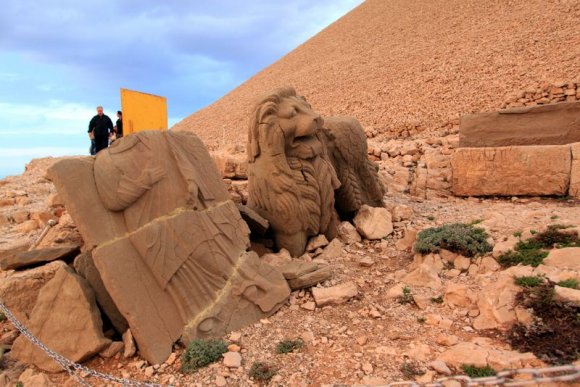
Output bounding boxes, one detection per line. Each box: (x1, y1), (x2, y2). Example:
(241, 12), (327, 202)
(114, 110), (123, 138)
(88, 106), (114, 154)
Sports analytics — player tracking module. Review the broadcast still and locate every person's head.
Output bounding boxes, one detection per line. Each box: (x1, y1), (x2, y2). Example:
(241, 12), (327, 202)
(96, 106), (104, 116)
(117, 110), (122, 119)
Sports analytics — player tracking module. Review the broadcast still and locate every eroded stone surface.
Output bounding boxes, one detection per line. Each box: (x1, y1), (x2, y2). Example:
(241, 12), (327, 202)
(47, 131), (290, 365)
(11, 265), (110, 372)
(451, 145), (571, 196)
(0, 245), (79, 271)
(459, 102), (580, 148)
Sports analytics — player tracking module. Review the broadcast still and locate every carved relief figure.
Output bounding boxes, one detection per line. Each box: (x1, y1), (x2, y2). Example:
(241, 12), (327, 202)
(48, 131), (290, 365)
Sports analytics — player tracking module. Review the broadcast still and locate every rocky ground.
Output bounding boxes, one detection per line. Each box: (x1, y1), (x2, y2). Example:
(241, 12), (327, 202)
(0, 130), (578, 386)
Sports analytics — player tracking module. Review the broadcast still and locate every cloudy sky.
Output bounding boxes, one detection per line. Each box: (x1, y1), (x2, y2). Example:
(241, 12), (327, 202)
(0, 0), (363, 177)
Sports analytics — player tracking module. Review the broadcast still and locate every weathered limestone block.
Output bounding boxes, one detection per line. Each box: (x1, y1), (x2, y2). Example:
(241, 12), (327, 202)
(247, 87), (384, 256)
(74, 251), (128, 334)
(451, 145), (571, 196)
(0, 245), (79, 271)
(570, 142), (580, 198)
(11, 265), (110, 372)
(47, 131), (290, 365)
(459, 102), (580, 147)
(211, 150), (248, 179)
(0, 260), (67, 322)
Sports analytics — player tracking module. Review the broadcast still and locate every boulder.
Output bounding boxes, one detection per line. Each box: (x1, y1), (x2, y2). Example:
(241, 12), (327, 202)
(312, 282), (358, 307)
(353, 205), (393, 240)
(306, 235), (329, 252)
(554, 285), (580, 305)
(395, 228), (417, 251)
(0, 245), (80, 271)
(337, 222), (361, 244)
(0, 260), (67, 322)
(17, 369), (55, 387)
(444, 283), (476, 308)
(543, 247), (580, 270)
(451, 145), (571, 196)
(438, 340), (537, 370)
(473, 270), (523, 330)
(11, 266), (110, 372)
(391, 204), (413, 222)
(210, 150), (248, 180)
(47, 131), (290, 365)
(459, 102), (580, 147)
(402, 264), (442, 289)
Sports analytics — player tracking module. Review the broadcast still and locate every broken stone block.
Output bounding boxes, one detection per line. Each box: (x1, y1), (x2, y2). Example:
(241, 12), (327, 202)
(47, 131), (290, 365)
(459, 102), (580, 147)
(337, 221), (361, 244)
(74, 251), (128, 334)
(452, 145), (572, 196)
(312, 281), (358, 306)
(11, 265), (110, 372)
(306, 235), (329, 252)
(543, 247), (580, 270)
(0, 260), (67, 322)
(286, 266), (333, 290)
(353, 205), (393, 240)
(0, 245), (80, 271)
(237, 204), (269, 237)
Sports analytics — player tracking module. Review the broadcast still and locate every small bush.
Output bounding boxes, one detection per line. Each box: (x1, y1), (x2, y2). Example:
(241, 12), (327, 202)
(416, 316), (426, 324)
(557, 279), (579, 289)
(413, 223), (492, 257)
(399, 287), (414, 305)
(400, 360), (425, 378)
(515, 276), (544, 288)
(0, 312), (6, 322)
(180, 339), (228, 373)
(498, 227), (579, 268)
(276, 339), (303, 354)
(461, 364), (496, 378)
(430, 295), (444, 304)
(513, 231), (522, 238)
(249, 361), (276, 382)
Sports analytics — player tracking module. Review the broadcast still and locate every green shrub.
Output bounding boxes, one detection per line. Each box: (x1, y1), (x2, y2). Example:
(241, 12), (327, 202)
(180, 339), (228, 373)
(413, 223), (492, 257)
(513, 231), (522, 238)
(0, 311), (6, 322)
(249, 362), (277, 382)
(515, 276), (544, 288)
(461, 364), (496, 378)
(498, 227), (579, 268)
(416, 316), (426, 324)
(276, 339), (303, 354)
(557, 279), (579, 289)
(399, 287), (414, 305)
(430, 295), (444, 304)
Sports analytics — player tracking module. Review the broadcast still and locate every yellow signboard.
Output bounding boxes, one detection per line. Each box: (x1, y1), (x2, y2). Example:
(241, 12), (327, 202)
(120, 88), (167, 135)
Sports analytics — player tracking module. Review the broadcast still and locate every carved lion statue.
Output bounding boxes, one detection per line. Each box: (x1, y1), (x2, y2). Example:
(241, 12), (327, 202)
(247, 87), (385, 256)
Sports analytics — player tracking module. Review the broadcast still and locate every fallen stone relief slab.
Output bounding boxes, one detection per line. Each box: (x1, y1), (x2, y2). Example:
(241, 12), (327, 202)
(47, 131), (290, 364)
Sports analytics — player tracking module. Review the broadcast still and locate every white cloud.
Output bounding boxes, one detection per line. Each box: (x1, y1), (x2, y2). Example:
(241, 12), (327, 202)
(0, 100), (100, 134)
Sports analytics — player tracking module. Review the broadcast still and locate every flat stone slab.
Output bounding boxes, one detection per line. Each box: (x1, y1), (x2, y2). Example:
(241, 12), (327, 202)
(459, 102), (580, 148)
(312, 281), (358, 307)
(451, 145), (572, 196)
(570, 143), (580, 198)
(0, 245), (80, 271)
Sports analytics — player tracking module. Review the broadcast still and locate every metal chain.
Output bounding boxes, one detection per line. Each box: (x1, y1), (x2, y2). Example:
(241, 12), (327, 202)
(0, 301), (163, 386)
(1, 300), (578, 386)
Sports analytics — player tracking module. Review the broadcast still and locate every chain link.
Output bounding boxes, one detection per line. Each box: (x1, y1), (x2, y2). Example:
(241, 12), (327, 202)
(1, 300), (578, 386)
(0, 301), (163, 386)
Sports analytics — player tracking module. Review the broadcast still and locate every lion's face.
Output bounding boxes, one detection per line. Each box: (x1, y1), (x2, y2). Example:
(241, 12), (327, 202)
(275, 95), (324, 153)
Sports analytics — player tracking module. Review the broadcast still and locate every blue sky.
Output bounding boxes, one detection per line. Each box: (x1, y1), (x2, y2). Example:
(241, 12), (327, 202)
(0, 0), (362, 178)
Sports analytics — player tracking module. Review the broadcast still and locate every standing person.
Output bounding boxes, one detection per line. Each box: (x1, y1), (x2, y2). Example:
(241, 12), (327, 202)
(114, 110), (123, 138)
(88, 106), (114, 154)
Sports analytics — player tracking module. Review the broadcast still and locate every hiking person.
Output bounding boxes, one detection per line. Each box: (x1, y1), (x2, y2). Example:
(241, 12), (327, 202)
(88, 106), (114, 154)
